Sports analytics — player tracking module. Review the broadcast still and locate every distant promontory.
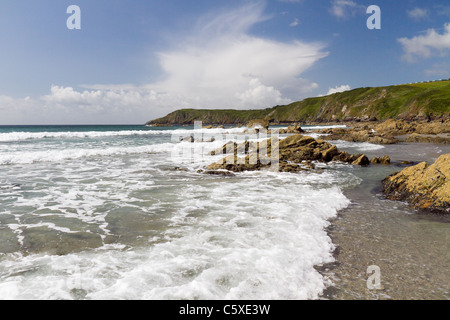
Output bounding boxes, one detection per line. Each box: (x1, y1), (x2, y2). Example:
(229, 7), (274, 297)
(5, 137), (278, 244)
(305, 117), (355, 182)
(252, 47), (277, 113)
(146, 80), (450, 126)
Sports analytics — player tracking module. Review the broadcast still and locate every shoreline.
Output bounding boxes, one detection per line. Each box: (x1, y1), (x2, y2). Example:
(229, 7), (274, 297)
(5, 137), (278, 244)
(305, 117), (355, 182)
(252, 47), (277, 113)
(318, 141), (450, 300)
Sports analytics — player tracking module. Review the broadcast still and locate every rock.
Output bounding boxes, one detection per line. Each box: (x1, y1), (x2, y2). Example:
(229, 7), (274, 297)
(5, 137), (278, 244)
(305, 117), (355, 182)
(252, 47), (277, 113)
(371, 155), (391, 165)
(247, 119), (269, 130)
(196, 137), (216, 143)
(351, 155), (370, 166)
(405, 133), (450, 144)
(322, 145), (339, 162)
(203, 170), (236, 177)
(367, 136), (398, 145)
(277, 124), (305, 134)
(382, 154), (450, 213)
(414, 121), (450, 135)
(180, 136), (194, 143)
(279, 135), (316, 149)
(207, 134), (371, 173)
(287, 124), (305, 134)
(375, 119), (415, 135)
(321, 127), (398, 145)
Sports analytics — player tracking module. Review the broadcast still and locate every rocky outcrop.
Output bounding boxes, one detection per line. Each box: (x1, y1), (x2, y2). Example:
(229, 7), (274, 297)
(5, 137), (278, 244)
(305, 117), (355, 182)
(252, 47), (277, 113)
(318, 126), (398, 145)
(247, 119), (269, 130)
(314, 119), (450, 145)
(405, 133), (450, 144)
(371, 155), (391, 165)
(207, 134), (371, 173)
(382, 154), (450, 213)
(278, 124), (305, 134)
(374, 119), (415, 135)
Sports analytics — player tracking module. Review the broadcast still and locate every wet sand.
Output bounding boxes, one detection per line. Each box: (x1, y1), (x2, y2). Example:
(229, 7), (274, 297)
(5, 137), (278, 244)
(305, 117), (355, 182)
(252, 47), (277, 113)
(319, 142), (450, 300)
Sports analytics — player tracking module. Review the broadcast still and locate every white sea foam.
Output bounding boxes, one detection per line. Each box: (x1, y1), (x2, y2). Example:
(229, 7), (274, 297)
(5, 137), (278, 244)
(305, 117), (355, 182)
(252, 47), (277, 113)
(0, 170), (354, 300)
(303, 125), (348, 130)
(331, 140), (385, 151)
(0, 144), (177, 165)
(0, 125), (362, 300)
(0, 127), (247, 142)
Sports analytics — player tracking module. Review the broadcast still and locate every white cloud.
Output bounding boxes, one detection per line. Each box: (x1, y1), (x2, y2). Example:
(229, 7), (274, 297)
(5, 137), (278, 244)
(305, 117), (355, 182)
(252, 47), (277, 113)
(330, 0), (365, 19)
(145, 2), (327, 110)
(398, 23), (450, 62)
(327, 85), (351, 95)
(407, 8), (429, 20)
(289, 18), (300, 27)
(0, 2), (329, 124)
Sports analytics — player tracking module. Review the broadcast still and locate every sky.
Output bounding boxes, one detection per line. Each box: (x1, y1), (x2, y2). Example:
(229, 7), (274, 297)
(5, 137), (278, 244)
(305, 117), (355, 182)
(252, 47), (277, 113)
(0, 0), (450, 125)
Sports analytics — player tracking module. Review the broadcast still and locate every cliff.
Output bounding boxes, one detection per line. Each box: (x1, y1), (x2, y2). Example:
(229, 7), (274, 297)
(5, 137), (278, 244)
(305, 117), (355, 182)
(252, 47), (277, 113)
(146, 80), (450, 125)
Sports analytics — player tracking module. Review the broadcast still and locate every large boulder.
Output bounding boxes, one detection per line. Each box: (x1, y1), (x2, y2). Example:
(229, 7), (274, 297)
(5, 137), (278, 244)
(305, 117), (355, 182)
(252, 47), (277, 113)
(382, 154), (450, 213)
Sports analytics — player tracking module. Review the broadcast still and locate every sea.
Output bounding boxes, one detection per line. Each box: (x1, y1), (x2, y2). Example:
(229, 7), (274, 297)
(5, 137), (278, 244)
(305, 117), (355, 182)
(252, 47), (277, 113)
(0, 124), (448, 300)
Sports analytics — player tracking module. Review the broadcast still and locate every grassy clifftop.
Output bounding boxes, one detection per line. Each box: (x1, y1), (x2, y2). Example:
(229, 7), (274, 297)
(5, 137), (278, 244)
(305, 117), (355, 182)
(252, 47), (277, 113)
(147, 80), (450, 125)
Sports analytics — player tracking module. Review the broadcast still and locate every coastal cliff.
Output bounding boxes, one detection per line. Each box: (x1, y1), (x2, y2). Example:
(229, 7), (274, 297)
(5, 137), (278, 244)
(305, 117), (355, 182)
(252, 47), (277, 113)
(147, 80), (450, 125)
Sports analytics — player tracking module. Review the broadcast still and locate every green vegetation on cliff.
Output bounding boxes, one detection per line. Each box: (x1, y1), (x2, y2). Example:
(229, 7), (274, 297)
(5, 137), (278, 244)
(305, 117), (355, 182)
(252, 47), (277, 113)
(147, 80), (450, 125)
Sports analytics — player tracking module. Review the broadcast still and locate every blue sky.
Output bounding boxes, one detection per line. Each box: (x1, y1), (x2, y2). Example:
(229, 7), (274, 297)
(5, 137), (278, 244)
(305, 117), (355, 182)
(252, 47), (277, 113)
(1, 0), (450, 124)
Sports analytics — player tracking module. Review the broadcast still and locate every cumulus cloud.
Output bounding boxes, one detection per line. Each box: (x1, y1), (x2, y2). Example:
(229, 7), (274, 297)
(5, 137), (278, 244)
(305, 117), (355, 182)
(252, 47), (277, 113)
(327, 85), (351, 95)
(0, 86), (168, 125)
(144, 1), (327, 110)
(0, 2), (329, 124)
(398, 23), (450, 62)
(289, 18), (300, 27)
(330, 0), (365, 19)
(407, 8), (429, 20)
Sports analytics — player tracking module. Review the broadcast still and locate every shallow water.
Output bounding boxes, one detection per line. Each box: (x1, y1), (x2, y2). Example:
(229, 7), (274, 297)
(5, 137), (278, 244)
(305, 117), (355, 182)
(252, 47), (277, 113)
(320, 142), (450, 300)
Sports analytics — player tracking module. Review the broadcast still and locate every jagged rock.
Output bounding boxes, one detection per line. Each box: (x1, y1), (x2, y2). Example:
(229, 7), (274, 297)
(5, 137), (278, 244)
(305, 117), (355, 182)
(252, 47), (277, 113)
(320, 128), (398, 145)
(367, 136), (398, 145)
(279, 124), (305, 134)
(405, 133), (449, 144)
(374, 119), (415, 135)
(382, 154), (450, 213)
(322, 145), (339, 162)
(351, 155), (370, 166)
(414, 120), (450, 135)
(247, 119), (269, 130)
(207, 134), (371, 173)
(210, 141), (259, 156)
(371, 155), (391, 165)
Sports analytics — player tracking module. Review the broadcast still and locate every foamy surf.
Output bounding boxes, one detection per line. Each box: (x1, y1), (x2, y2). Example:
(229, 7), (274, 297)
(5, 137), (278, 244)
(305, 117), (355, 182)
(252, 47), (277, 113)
(0, 171), (355, 300)
(0, 124), (361, 300)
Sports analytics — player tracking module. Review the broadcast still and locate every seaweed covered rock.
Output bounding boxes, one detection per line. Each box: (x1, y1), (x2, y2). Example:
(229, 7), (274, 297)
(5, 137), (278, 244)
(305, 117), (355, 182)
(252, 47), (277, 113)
(382, 154), (450, 213)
